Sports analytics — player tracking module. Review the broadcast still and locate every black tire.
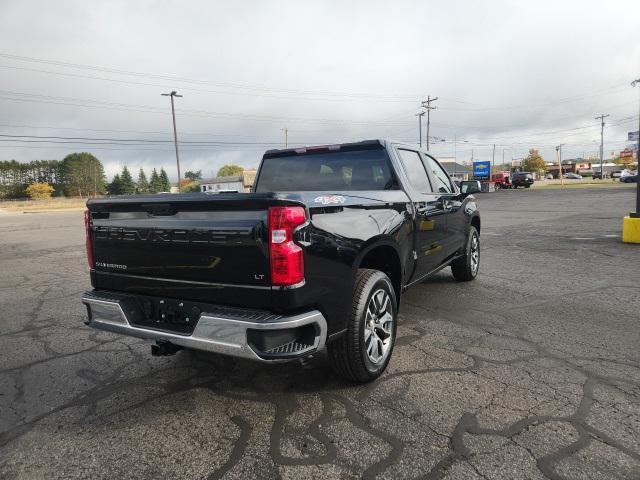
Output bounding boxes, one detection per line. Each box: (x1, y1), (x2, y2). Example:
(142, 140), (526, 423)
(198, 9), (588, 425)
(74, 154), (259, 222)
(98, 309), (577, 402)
(327, 269), (397, 383)
(451, 226), (480, 282)
(495, 183), (501, 191)
(525, 184), (530, 188)
(512, 185), (518, 189)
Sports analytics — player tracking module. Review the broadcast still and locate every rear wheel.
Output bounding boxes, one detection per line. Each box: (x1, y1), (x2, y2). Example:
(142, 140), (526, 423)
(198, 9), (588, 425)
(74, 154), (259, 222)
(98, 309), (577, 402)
(328, 269), (397, 383)
(451, 226), (480, 282)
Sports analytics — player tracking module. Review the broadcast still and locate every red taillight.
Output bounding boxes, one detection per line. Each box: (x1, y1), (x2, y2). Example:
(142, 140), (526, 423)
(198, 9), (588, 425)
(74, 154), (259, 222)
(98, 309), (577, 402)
(84, 210), (95, 269)
(268, 206), (306, 286)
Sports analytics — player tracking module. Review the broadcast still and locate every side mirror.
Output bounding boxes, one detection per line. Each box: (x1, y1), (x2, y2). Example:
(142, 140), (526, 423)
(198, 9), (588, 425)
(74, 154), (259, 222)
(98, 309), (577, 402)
(459, 180), (481, 196)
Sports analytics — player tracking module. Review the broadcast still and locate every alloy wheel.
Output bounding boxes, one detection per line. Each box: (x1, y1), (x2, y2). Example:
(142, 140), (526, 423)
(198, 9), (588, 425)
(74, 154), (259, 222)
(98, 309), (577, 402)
(364, 288), (394, 364)
(470, 233), (480, 275)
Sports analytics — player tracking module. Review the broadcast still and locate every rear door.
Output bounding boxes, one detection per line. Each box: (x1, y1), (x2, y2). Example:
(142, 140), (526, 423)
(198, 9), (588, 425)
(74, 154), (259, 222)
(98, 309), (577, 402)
(395, 149), (449, 280)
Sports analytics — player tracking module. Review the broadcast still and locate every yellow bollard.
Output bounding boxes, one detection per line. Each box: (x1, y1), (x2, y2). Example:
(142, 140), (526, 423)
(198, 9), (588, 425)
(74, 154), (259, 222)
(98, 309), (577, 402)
(622, 216), (640, 244)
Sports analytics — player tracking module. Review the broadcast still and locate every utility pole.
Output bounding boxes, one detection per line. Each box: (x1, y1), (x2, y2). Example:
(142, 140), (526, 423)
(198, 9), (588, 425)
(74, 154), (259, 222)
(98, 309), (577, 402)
(421, 96), (438, 150)
(282, 127), (288, 148)
(415, 111), (425, 147)
(161, 91), (183, 192)
(595, 113), (609, 183)
(631, 79), (640, 217)
(556, 144), (565, 186)
(491, 144), (496, 175)
(454, 134), (457, 177)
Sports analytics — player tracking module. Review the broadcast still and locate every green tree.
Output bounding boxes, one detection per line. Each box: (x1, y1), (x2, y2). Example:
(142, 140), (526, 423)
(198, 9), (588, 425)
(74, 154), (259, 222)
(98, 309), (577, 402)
(60, 152), (106, 197)
(149, 168), (161, 193)
(119, 166), (136, 194)
(522, 149), (547, 173)
(159, 168), (171, 192)
(108, 174), (122, 195)
(136, 168), (149, 193)
(184, 170), (203, 181)
(216, 164), (244, 177)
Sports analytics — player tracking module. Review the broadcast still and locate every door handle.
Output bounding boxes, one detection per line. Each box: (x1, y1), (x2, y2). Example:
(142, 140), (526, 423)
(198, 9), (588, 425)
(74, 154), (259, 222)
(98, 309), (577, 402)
(416, 203), (428, 215)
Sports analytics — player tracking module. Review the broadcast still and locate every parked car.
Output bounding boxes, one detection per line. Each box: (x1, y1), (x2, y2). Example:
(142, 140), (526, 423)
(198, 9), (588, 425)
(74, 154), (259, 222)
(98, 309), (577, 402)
(611, 170), (624, 178)
(621, 174), (638, 183)
(620, 170), (636, 180)
(490, 172), (512, 190)
(545, 174), (554, 180)
(512, 172), (534, 188)
(593, 171), (605, 179)
(81, 139), (481, 382)
(563, 173), (582, 179)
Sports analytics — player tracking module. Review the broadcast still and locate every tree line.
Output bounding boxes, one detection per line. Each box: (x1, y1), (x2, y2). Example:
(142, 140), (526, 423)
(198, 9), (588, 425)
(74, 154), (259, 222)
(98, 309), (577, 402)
(0, 152), (181, 199)
(108, 166), (172, 194)
(1, 154), (252, 199)
(0, 153), (105, 199)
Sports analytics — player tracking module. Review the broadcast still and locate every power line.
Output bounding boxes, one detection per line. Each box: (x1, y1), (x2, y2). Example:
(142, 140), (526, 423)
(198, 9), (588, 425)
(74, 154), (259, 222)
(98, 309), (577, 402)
(0, 53), (630, 109)
(0, 133), (308, 145)
(0, 64), (417, 104)
(0, 90), (414, 126)
(0, 52), (420, 101)
(1, 88), (636, 135)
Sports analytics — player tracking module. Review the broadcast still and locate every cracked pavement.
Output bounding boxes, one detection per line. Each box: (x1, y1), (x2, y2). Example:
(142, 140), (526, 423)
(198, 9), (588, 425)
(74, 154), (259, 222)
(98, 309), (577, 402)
(1, 187), (639, 479)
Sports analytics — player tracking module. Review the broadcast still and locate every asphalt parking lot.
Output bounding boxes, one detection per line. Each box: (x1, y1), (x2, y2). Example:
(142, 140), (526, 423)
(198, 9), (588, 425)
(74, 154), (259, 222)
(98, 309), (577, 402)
(1, 187), (639, 479)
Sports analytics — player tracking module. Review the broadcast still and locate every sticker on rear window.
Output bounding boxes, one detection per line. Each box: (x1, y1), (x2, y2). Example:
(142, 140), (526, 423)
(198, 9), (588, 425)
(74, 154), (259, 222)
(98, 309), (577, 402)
(314, 195), (346, 205)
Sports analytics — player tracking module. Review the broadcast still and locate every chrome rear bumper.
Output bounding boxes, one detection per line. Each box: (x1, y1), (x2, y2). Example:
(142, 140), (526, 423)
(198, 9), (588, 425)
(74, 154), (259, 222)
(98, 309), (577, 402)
(81, 290), (327, 362)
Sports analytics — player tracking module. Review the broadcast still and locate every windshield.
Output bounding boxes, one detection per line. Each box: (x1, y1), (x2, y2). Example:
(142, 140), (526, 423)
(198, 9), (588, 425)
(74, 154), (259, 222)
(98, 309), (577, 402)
(255, 147), (398, 191)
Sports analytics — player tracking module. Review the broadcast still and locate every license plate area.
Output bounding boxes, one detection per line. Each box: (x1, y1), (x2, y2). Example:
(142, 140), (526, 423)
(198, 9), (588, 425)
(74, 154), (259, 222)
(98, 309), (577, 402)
(132, 297), (203, 335)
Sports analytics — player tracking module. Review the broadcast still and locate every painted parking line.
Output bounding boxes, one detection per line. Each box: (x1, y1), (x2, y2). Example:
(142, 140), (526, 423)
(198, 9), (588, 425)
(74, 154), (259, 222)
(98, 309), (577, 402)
(573, 237), (595, 240)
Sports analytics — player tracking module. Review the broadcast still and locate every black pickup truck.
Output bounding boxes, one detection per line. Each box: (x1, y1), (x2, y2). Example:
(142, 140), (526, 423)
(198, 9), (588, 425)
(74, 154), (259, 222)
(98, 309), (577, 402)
(82, 139), (481, 382)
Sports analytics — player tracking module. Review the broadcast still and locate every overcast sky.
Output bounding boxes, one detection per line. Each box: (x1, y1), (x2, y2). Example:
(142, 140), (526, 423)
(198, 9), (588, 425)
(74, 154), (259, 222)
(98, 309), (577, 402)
(0, 0), (639, 180)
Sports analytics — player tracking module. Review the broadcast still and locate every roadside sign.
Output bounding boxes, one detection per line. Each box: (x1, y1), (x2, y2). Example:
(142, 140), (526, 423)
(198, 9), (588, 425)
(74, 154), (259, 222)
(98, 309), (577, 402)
(620, 149), (635, 159)
(473, 161), (491, 180)
(629, 131), (639, 142)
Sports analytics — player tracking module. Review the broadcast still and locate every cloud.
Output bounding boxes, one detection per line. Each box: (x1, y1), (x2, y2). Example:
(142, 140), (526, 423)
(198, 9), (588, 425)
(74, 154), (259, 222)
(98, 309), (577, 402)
(0, 0), (638, 178)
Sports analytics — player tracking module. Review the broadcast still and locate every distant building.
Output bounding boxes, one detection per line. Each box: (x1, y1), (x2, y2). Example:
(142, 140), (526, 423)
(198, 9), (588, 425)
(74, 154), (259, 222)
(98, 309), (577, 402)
(199, 169), (257, 193)
(437, 158), (472, 180)
(546, 159), (594, 177)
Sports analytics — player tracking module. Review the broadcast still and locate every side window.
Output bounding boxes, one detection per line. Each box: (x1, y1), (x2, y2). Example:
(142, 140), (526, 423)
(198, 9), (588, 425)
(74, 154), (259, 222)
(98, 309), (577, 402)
(397, 149), (432, 193)
(423, 155), (454, 194)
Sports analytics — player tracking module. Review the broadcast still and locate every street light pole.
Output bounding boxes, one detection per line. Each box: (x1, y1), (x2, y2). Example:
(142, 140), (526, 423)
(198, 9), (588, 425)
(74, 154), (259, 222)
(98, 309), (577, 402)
(631, 79), (640, 217)
(556, 144), (564, 186)
(595, 113), (609, 184)
(162, 91), (183, 192)
(415, 111), (425, 147)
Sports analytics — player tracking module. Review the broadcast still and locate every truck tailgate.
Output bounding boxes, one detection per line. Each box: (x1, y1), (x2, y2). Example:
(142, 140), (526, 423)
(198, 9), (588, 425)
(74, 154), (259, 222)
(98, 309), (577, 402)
(87, 193), (300, 305)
